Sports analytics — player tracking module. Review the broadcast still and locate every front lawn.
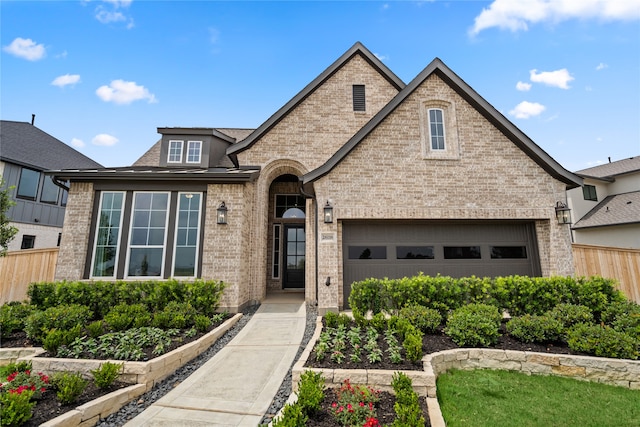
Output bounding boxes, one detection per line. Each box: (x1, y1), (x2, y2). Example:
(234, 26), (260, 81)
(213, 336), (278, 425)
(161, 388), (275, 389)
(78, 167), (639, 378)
(437, 368), (640, 427)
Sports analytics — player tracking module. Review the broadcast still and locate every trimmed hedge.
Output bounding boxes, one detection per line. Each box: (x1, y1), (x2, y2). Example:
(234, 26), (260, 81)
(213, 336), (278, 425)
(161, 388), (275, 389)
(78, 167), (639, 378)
(348, 274), (625, 320)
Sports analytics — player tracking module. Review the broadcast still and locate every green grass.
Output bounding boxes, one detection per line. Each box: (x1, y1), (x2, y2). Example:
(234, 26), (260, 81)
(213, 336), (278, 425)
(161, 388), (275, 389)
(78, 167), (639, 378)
(437, 369), (640, 427)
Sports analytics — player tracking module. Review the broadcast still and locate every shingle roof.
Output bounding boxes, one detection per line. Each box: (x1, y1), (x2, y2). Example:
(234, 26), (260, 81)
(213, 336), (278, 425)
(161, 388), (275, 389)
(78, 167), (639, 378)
(572, 190), (640, 229)
(0, 120), (103, 170)
(575, 156), (640, 179)
(49, 166), (260, 182)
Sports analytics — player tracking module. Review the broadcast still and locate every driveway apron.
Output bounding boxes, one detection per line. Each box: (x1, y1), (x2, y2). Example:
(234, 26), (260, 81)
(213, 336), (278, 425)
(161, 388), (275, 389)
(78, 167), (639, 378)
(125, 293), (306, 426)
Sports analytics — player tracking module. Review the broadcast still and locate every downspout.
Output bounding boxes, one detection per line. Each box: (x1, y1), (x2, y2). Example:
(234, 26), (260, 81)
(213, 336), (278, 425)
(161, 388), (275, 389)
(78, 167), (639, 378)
(299, 181), (318, 307)
(51, 176), (70, 192)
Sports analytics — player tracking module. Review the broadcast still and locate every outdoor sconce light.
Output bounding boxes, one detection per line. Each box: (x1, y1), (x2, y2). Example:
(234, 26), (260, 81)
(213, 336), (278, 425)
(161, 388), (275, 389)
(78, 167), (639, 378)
(555, 201), (571, 225)
(217, 202), (228, 225)
(323, 201), (333, 224)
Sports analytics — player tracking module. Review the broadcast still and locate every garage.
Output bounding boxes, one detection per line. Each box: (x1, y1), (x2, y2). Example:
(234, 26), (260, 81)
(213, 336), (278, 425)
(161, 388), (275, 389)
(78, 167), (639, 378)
(342, 220), (542, 305)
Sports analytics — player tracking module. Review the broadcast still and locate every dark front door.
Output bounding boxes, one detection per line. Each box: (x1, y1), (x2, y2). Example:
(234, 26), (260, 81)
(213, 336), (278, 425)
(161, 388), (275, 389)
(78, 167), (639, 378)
(284, 224), (305, 288)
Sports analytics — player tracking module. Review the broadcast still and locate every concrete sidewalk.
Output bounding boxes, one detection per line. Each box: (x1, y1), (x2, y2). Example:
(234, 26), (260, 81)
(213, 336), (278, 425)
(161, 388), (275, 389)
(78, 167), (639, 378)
(125, 292), (306, 427)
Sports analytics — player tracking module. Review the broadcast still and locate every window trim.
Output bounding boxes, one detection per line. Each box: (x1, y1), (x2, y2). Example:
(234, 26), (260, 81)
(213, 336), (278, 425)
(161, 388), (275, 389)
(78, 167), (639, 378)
(171, 192), (202, 278)
(419, 99), (460, 160)
(124, 191), (171, 279)
(90, 191), (126, 279)
(582, 185), (598, 202)
(186, 140), (202, 164)
(168, 140), (184, 163)
(21, 235), (36, 250)
(428, 108), (446, 151)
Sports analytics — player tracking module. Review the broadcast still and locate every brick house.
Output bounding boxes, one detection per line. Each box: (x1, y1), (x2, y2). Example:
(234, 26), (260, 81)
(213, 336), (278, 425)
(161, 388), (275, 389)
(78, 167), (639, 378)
(50, 43), (582, 313)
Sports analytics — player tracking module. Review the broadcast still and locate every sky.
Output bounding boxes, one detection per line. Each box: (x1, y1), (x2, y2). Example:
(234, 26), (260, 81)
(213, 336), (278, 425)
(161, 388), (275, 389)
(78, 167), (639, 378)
(1, 0), (639, 172)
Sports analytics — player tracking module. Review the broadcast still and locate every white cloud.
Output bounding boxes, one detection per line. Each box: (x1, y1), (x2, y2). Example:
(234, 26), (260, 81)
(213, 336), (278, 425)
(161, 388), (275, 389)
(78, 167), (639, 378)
(470, 0), (640, 36)
(516, 81), (532, 91)
(509, 101), (546, 119)
(51, 74), (81, 87)
(596, 62), (608, 70)
(209, 27), (220, 44)
(374, 53), (389, 61)
(96, 79), (157, 104)
(530, 68), (574, 89)
(3, 37), (46, 61)
(95, 7), (126, 24)
(70, 138), (85, 148)
(92, 134), (119, 146)
(95, 1), (134, 28)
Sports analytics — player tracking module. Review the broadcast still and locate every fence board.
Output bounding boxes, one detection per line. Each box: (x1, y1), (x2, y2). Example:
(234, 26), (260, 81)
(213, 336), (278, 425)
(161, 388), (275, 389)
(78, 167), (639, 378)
(0, 248), (58, 304)
(573, 244), (640, 304)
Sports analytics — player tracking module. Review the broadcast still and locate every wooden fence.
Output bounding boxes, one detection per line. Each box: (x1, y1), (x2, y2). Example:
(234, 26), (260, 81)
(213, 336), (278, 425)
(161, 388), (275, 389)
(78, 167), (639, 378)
(0, 248), (58, 305)
(573, 244), (640, 304)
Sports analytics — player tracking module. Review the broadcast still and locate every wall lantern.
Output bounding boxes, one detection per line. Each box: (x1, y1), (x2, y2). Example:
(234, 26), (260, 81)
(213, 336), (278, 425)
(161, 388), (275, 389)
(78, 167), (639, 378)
(555, 201), (571, 225)
(323, 201), (333, 224)
(217, 202), (228, 225)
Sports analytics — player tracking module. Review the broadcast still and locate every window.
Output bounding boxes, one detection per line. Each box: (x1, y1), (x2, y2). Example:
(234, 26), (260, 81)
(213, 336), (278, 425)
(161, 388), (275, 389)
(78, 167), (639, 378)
(57, 233), (62, 247)
(168, 140), (183, 163)
(583, 185), (597, 201)
(490, 246), (527, 259)
(348, 246), (387, 260)
(40, 176), (60, 204)
(127, 192), (169, 277)
(21, 235), (35, 250)
(17, 168), (40, 200)
(173, 193), (201, 277)
(61, 189), (69, 207)
(273, 224), (281, 279)
(353, 85), (365, 112)
(428, 109), (445, 150)
(397, 246), (434, 259)
(444, 246), (481, 259)
(91, 192), (125, 277)
(275, 195), (305, 218)
(186, 141), (202, 163)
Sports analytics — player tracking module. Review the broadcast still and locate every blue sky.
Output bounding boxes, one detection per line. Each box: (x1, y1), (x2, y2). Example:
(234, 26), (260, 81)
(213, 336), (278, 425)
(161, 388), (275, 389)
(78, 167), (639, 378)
(2, 1), (639, 171)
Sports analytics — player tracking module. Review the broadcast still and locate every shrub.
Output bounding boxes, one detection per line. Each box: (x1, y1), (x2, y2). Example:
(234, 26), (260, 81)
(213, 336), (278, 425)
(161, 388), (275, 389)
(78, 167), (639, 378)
(152, 302), (197, 329)
(403, 329), (424, 363)
(601, 300), (640, 340)
(271, 402), (307, 427)
(391, 372), (425, 427)
(370, 312), (387, 332)
(87, 320), (105, 338)
(51, 372), (87, 405)
(567, 323), (638, 360)
(324, 311), (339, 329)
(193, 315), (211, 332)
(296, 370), (325, 416)
(398, 304), (442, 334)
(42, 325), (82, 354)
(0, 389), (35, 426)
(444, 303), (502, 347)
(184, 279), (226, 317)
(24, 304), (92, 343)
(91, 362), (123, 389)
(506, 314), (563, 343)
(0, 302), (33, 338)
(547, 303), (593, 330)
(104, 303), (151, 332)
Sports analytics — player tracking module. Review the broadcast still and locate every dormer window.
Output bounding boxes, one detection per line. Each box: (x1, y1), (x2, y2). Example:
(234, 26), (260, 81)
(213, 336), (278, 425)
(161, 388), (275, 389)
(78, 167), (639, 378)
(186, 141), (202, 163)
(168, 140), (183, 163)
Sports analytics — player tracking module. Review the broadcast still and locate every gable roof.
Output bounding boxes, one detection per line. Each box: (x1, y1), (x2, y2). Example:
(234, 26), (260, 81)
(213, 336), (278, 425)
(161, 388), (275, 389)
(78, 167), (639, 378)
(572, 191), (640, 229)
(302, 57), (582, 191)
(226, 42), (405, 161)
(575, 156), (640, 180)
(0, 120), (103, 170)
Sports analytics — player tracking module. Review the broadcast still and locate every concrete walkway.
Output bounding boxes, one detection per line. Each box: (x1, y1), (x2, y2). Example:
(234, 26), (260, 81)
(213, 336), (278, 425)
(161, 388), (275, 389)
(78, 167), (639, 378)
(125, 292), (306, 427)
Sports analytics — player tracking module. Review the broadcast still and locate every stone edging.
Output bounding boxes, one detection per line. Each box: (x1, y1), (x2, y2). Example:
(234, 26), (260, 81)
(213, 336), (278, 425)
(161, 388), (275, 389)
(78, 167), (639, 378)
(1, 313), (242, 427)
(293, 316), (640, 427)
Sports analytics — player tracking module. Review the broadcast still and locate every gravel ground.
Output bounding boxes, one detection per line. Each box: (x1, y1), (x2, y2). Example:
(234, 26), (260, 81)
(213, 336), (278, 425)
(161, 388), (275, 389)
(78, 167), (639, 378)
(96, 301), (317, 427)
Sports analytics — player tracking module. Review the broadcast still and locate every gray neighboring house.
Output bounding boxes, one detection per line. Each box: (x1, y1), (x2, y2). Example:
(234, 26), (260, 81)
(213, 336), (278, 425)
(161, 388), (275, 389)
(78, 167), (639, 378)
(568, 156), (640, 249)
(0, 120), (103, 251)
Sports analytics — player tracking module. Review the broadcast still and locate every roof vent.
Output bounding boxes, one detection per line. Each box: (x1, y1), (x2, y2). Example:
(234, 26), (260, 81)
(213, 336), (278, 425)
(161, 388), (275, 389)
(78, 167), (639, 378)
(353, 85), (365, 112)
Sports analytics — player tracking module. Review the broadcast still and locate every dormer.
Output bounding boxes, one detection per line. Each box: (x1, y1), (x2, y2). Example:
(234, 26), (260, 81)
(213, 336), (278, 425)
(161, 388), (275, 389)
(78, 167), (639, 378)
(157, 127), (236, 168)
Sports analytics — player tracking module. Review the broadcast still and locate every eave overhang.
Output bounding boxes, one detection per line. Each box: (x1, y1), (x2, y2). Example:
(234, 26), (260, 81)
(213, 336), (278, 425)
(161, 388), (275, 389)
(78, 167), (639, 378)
(46, 167), (261, 183)
(158, 127), (236, 144)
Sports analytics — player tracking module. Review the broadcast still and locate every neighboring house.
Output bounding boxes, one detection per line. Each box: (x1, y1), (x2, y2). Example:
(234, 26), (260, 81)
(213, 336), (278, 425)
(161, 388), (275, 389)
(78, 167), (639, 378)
(49, 43), (582, 314)
(568, 156), (640, 249)
(0, 119), (103, 251)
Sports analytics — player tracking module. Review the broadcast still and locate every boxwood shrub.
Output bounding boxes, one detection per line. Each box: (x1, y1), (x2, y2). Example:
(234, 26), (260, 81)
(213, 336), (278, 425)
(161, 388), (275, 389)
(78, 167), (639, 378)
(398, 304), (442, 334)
(24, 304), (92, 343)
(506, 314), (563, 344)
(567, 323), (638, 360)
(444, 303), (502, 347)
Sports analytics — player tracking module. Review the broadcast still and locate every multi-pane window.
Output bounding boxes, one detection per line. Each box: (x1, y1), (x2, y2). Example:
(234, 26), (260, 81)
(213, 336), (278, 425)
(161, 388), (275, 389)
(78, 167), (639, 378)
(428, 109), (445, 150)
(168, 140), (183, 163)
(583, 185), (597, 201)
(273, 224), (281, 279)
(186, 141), (202, 163)
(91, 192), (124, 277)
(40, 176), (60, 204)
(17, 168), (40, 200)
(275, 195), (305, 218)
(173, 193), (201, 277)
(127, 192), (169, 277)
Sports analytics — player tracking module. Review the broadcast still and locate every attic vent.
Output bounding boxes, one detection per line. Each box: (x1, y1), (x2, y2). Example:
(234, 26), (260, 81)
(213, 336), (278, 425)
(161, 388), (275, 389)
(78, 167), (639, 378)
(353, 85), (365, 112)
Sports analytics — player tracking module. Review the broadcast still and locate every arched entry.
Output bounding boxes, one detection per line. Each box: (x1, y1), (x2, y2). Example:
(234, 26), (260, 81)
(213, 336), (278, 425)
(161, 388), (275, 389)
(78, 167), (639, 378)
(267, 173), (306, 290)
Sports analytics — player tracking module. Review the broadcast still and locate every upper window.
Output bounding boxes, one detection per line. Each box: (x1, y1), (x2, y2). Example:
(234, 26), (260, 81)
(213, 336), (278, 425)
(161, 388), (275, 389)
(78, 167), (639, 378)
(168, 140), (183, 163)
(275, 195), (305, 218)
(127, 192), (170, 277)
(353, 85), (365, 112)
(40, 176), (60, 204)
(583, 185), (597, 201)
(186, 141), (202, 163)
(91, 192), (125, 278)
(428, 109), (445, 150)
(17, 168), (40, 200)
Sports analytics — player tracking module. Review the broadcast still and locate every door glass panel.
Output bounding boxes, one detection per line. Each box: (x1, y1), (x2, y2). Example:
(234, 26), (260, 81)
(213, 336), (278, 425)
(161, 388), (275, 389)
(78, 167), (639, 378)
(491, 246), (527, 259)
(444, 246), (481, 259)
(397, 246), (434, 259)
(348, 246), (387, 260)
